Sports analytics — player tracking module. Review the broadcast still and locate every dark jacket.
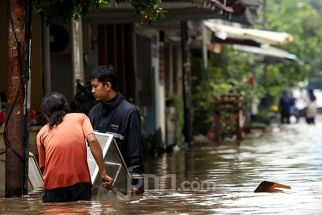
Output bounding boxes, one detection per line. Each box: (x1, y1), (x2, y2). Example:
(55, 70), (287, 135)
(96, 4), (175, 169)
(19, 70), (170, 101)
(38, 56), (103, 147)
(279, 93), (291, 116)
(88, 93), (144, 186)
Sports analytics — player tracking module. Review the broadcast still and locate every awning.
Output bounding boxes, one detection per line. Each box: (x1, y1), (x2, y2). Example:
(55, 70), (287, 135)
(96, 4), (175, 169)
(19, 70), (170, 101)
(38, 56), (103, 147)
(233, 44), (299, 63)
(205, 20), (293, 45)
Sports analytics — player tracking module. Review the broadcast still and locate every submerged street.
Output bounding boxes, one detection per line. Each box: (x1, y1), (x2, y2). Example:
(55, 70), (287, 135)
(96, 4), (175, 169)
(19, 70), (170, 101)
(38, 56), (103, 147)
(2, 0), (322, 214)
(1, 117), (322, 214)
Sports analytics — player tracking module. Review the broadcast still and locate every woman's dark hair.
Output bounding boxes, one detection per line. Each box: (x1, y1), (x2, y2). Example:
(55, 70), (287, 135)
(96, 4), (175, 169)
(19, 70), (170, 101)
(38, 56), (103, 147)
(90, 65), (119, 91)
(40, 92), (69, 128)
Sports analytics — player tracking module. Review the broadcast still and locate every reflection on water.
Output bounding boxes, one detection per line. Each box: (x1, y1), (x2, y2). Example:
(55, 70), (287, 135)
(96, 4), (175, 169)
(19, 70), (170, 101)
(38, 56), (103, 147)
(1, 121), (322, 214)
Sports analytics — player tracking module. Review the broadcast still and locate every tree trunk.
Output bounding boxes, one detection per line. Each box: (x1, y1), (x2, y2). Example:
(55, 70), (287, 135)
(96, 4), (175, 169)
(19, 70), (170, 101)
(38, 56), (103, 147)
(5, 0), (26, 197)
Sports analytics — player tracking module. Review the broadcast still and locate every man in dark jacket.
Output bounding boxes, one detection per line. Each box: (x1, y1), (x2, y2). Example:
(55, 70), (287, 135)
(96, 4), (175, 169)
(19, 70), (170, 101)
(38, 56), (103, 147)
(88, 65), (144, 195)
(279, 90), (291, 124)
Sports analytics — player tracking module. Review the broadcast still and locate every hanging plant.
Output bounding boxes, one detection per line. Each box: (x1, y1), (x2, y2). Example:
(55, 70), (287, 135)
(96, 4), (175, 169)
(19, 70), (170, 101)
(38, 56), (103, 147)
(130, 0), (165, 23)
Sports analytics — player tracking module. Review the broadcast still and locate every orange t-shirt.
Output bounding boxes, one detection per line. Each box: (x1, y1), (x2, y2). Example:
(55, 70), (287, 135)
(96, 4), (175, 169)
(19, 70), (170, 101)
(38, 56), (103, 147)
(37, 113), (94, 190)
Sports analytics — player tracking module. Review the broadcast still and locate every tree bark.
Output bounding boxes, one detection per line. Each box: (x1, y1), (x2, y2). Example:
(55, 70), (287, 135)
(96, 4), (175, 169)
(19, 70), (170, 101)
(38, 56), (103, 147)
(5, 0), (26, 197)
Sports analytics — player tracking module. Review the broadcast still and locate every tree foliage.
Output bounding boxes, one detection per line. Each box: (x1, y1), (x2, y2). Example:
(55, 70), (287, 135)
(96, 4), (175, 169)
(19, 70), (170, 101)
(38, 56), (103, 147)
(262, 0), (322, 80)
(256, 0), (322, 103)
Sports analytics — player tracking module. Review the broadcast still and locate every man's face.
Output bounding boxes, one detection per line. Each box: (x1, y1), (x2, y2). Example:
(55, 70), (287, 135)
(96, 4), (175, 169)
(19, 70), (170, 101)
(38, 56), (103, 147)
(91, 78), (110, 101)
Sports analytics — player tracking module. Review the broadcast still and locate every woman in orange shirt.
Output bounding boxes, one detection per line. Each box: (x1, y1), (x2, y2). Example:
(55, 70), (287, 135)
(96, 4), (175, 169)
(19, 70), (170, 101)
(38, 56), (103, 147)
(37, 92), (113, 202)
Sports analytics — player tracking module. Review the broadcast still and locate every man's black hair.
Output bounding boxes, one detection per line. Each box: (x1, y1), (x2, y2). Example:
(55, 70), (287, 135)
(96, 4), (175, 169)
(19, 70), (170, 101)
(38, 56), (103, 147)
(40, 92), (69, 128)
(90, 65), (119, 92)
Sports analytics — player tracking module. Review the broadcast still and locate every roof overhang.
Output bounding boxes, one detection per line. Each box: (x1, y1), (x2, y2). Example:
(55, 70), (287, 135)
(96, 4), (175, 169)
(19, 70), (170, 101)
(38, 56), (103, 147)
(205, 20), (293, 45)
(233, 44), (299, 63)
(83, 2), (223, 23)
(83, 0), (261, 24)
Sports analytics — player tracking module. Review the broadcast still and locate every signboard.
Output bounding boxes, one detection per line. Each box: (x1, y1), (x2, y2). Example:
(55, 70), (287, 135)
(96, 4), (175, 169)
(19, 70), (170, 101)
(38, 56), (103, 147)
(87, 132), (132, 200)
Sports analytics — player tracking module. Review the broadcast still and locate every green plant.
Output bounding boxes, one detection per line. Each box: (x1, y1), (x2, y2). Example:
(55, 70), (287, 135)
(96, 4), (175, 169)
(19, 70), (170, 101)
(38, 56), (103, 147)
(191, 49), (257, 135)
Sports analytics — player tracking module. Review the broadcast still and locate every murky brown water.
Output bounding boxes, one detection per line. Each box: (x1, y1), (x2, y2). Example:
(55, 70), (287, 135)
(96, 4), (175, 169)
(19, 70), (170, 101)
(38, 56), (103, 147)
(1, 119), (322, 214)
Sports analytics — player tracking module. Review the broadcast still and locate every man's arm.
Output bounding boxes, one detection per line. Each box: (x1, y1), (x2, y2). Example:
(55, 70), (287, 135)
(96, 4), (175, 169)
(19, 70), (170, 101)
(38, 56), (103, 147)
(87, 133), (114, 189)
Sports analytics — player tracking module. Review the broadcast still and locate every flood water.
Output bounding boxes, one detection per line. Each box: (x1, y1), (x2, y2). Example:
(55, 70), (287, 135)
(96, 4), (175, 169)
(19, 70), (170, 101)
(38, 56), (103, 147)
(1, 118), (322, 214)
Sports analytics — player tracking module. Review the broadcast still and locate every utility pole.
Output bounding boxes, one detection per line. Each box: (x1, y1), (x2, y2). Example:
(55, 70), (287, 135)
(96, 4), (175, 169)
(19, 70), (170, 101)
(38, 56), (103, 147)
(5, 0), (27, 197)
(23, 0), (33, 195)
(180, 20), (192, 145)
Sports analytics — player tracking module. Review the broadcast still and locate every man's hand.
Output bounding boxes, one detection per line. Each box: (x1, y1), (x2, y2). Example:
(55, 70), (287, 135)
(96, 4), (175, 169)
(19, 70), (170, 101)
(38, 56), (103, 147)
(101, 174), (114, 190)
